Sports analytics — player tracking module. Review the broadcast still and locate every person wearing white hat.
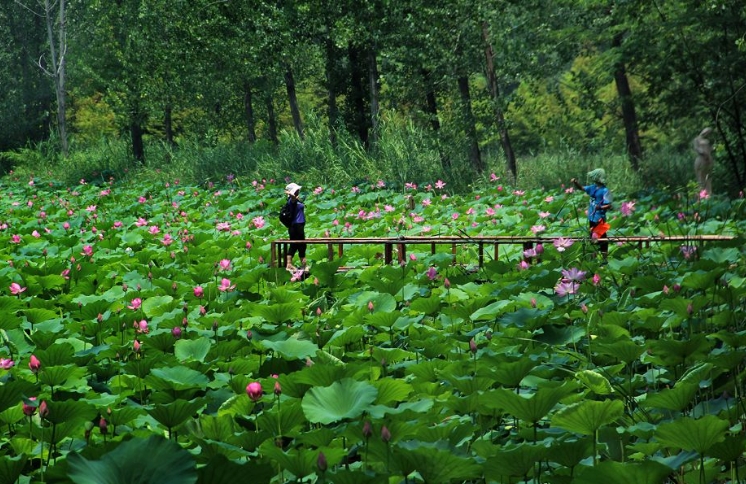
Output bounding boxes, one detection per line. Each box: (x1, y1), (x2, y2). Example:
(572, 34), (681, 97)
(284, 182), (307, 271)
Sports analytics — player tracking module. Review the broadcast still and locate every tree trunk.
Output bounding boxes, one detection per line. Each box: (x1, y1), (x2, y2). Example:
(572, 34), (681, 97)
(265, 90), (278, 144)
(284, 65), (304, 140)
(348, 43), (369, 147)
(44, 0), (68, 157)
(130, 118), (145, 163)
(368, 47), (380, 144)
(457, 75), (484, 173)
(325, 36), (339, 146)
(482, 21), (517, 181)
(243, 80), (257, 143)
(422, 68), (450, 170)
(612, 34), (643, 171)
(164, 105), (175, 147)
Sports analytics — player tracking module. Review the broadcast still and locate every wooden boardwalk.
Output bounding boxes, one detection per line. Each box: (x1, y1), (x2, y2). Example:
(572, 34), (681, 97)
(270, 234), (737, 268)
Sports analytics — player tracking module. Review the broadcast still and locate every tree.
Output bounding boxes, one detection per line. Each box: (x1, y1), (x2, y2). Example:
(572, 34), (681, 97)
(13, 0), (69, 156)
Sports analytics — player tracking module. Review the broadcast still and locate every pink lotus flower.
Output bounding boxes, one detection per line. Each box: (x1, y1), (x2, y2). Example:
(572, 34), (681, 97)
(435, 180), (446, 189)
(148, 225), (160, 235)
(161, 234), (174, 246)
(218, 278), (235, 292)
(530, 225), (545, 234)
(251, 216), (265, 229)
(553, 237), (574, 252)
(11, 234), (21, 244)
(23, 397), (37, 417)
(128, 298), (142, 310)
(172, 327), (182, 339)
(592, 273), (601, 286)
(193, 286), (204, 298)
(9, 283), (26, 295)
(29, 355), (41, 373)
(0, 358), (14, 369)
(561, 267), (587, 282)
(426, 267), (438, 280)
(246, 381), (263, 402)
(136, 320), (149, 334)
(82, 245), (93, 257)
(620, 201), (636, 216)
(133, 340), (141, 353)
(218, 259), (231, 271)
(367, 301), (374, 312)
(554, 281), (578, 297)
(135, 217), (148, 227)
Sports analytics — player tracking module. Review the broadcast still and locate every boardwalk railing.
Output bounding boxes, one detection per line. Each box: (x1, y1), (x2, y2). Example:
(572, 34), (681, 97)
(270, 234), (736, 268)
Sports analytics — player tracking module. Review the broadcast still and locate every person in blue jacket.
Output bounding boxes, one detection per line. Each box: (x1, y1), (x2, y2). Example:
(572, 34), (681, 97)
(284, 182), (307, 271)
(571, 168), (612, 260)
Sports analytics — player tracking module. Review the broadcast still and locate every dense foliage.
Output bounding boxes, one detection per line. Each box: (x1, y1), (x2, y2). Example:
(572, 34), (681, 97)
(1, 1), (745, 192)
(0, 174), (744, 483)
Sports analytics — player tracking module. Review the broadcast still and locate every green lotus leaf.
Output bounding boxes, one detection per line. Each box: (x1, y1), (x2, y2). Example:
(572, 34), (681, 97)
(326, 326), (365, 347)
(256, 399), (307, 435)
(0, 454), (27, 484)
(708, 434), (746, 462)
(492, 358), (536, 388)
(0, 380), (30, 413)
(548, 437), (593, 467)
(252, 302), (304, 324)
(491, 383), (574, 424)
(575, 369), (614, 395)
(573, 460), (671, 484)
(39, 365), (87, 389)
(483, 443), (547, 479)
(174, 337), (212, 363)
(364, 311), (400, 329)
(349, 291), (396, 312)
(44, 400), (97, 425)
(146, 366), (210, 391)
(392, 445), (482, 483)
(552, 399), (625, 435)
(534, 325), (586, 345)
(470, 299), (512, 321)
(655, 415), (728, 454)
(261, 338), (319, 361)
(366, 399), (434, 419)
(595, 339), (645, 364)
(408, 294), (442, 315)
(641, 383), (698, 412)
(196, 455), (272, 484)
(259, 444), (345, 480)
(372, 378), (413, 405)
(147, 398), (206, 430)
(67, 435), (197, 484)
(301, 378), (378, 424)
(23, 308), (58, 325)
(142, 295), (176, 318)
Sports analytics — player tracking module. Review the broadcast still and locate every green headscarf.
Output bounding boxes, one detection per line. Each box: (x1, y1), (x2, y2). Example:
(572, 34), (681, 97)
(588, 168), (606, 184)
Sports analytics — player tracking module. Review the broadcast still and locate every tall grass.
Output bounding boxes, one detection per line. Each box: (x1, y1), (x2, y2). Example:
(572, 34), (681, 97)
(2, 120), (703, 198)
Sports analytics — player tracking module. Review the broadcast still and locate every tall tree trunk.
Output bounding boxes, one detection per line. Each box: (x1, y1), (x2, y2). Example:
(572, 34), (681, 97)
(348, 43), (369, 147)
(164, 105), (175, 147)
(325, 36), (339, 146)
(284, 65), (304, 140)
(243, 80), (257, 143)
(130, 117), (145, 163)
(265, 90), (278, 144)
(44, 0), (68, 157)
(422, 68), (450, 170)
(482, 21), (517, 181)
(457, 75), (484, 173)
(612, 34), (643, 171)
(368, 47), (380, 144)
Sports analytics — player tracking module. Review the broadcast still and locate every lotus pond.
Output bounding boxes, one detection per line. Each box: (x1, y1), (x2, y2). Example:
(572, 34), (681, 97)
(0, 175), (744, 484)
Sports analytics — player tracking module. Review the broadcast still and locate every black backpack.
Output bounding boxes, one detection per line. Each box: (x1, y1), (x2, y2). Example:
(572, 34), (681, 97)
(279, 201), (294, 228)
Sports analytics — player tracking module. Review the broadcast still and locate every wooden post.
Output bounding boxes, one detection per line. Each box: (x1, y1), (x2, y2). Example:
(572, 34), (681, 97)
(478, 243), (484, 267)
(397, 243), (406, 265)
(270, 242), (277, 267)
(327, 243), (334, 261)
(384, 244), (393, 264)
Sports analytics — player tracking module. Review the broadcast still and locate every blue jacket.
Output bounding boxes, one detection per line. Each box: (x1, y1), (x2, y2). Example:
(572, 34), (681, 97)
(583, 184), (611, 223)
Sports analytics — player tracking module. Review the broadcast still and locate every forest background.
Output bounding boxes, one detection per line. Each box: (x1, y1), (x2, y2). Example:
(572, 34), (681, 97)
(1, 0), (745, 195)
